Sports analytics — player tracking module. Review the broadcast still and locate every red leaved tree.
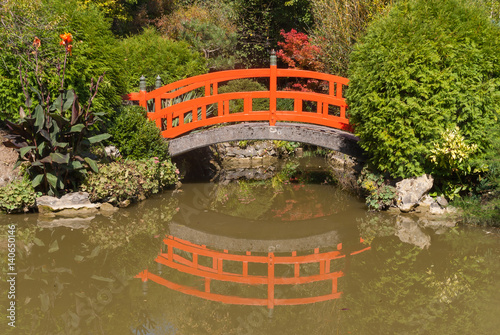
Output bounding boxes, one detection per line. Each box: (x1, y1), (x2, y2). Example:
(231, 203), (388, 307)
(276, 29), (324, 92)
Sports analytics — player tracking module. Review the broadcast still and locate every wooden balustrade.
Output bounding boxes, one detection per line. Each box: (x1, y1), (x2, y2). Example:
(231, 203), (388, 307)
(124, 62), (351, 139)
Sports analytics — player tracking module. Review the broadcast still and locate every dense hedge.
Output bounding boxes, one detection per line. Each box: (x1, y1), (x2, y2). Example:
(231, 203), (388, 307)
(347, 0), (500, 179)
(108, 105), (170, 161)
(120, 27), (207, 91)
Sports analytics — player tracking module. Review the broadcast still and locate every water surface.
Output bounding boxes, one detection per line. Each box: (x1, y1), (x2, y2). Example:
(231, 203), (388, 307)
(1, 179), (499, 334)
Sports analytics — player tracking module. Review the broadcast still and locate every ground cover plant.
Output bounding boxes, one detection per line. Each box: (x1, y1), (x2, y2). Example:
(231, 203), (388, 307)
(80, 158), (178, 204)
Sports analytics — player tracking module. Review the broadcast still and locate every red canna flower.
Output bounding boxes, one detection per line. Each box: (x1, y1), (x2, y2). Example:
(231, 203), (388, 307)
(59, 32), (73, 46)
(33, 37), (41, 49)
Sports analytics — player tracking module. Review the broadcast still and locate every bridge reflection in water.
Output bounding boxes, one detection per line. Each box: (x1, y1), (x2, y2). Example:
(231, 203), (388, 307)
(136, 234), (370, 309)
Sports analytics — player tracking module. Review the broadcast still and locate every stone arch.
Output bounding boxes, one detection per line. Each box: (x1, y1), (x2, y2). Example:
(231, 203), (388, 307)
(168, 122), (363, 159)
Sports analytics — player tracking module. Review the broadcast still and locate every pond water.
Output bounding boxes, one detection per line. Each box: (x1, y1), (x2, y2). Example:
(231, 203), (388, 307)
(1, 160), (500, 334)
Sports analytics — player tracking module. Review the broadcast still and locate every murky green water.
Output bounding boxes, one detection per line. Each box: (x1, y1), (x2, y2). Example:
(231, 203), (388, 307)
(1, 171), (500, 334)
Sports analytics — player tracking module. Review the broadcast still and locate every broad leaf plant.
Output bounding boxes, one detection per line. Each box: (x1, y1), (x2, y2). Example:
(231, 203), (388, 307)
(2, 33), (110, 196)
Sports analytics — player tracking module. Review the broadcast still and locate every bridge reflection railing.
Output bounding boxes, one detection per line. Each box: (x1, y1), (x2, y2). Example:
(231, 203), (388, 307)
(135, 235), (370, 309)
(124, 55), (351, 139)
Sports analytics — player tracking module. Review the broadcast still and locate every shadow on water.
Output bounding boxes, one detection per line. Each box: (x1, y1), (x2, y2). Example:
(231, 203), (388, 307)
(1, 162), (500, 334)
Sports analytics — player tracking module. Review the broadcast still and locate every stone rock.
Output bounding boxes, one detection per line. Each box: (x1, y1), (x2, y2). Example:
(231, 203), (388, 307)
(436, 196), (449, 207)
(446, 206), (459, 214)
(100, 202), (119, 216)
(396, 174), (434, 212)
(118, 199), (131, 208)
(36, 192), (100, 213)
(419, 195), (436, 208)
(395, 216), (431, 249)
(429, 202), (446, 215)
(104, 145), (120, 158)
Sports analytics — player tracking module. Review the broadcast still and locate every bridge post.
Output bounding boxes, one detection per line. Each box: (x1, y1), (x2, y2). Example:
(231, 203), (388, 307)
(270, 50), (277, 126)
(155, 75), (162, 89)
(154, 75), (162, 114)
(138, 75), (147, 109)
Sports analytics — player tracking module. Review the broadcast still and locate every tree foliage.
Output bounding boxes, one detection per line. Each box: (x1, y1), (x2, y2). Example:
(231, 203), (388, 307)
(119, 27), (207, 91)
(156, 0), (238, 71)
(276, 29), (323, 71)
(310, 0), (394, 76)
(276, 29), (324, 92)
(233, 0), (313, 68)
(347, 0), (500, 179)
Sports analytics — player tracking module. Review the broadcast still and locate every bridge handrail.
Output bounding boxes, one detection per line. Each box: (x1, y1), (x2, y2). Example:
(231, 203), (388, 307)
(124, 68), (349, 103)
(124, 59), (351, 139)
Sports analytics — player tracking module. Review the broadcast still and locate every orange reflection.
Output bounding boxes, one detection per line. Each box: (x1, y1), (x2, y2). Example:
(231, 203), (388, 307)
(137, 235), (370, 309)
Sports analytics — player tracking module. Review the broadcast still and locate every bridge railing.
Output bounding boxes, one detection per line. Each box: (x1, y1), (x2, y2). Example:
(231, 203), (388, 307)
(124, 53), (351, 139)
(135, 235), (370, 309)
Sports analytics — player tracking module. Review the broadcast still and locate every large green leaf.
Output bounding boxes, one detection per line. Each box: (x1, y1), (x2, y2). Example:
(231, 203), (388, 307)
(50, 153), (70, 164)
(39, 129), (51, 143)
(53, 142), (69, 149)
(19, 146), (35, 158)
(69, 161), (84, 170)
(34, 105), (45, 130)
(70, 124), (85, 133)
(52, 90), (75, 112)
(84, 157), (99, 173)
(37, 141), (46, 155)
(63, 90), (76, 112)
(32, 174), (44, 188)
(49, 113), (70, 127)
(39, 156), (52, 164)
(88, 133), (111, 144)
(46, 173), (63, 189)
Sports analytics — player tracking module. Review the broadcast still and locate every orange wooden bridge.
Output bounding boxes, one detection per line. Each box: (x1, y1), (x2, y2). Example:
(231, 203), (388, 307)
(124, 53), (356, 157)
(136, 235), (370, 309)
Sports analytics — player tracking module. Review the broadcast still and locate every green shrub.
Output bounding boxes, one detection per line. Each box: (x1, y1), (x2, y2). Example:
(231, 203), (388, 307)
(455, 123), (500, 225)
(0, 177), (41, 213)
(347, 0), (500, 179)
(358, 168), (396, 210)
(310, 0), (394, 76)
(120, 27), (207, 91)
(108, 106), (170, 161)
(80, 158), (179, 203)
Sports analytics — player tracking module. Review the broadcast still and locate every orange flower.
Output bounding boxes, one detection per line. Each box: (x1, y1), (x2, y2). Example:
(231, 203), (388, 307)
(67, 44), (73, 55)
(33, 37), (41, 49)
(59, 32), (73, 46)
